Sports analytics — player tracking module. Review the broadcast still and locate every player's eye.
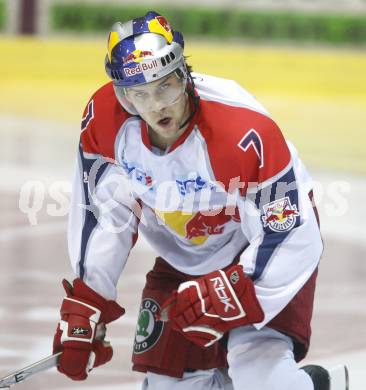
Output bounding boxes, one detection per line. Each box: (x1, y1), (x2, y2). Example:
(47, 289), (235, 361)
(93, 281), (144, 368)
(134, 91), (148, 99)
(157, 83), (170, 93)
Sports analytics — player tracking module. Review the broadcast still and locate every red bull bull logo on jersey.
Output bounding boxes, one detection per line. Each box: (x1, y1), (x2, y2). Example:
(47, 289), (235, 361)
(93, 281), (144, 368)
(262, 196), (299, 232)
(185, 212), (227, 240)
(155, 208), (240, 246)
(185, 208), (240, 241)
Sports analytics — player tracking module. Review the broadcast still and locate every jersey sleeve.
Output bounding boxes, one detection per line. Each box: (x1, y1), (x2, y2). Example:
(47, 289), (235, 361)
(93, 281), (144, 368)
(236, 119), (323, 328)
(68, 94), (139, 300)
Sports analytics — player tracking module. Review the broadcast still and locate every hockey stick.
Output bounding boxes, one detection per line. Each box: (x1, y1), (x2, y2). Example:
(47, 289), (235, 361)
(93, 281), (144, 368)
(0, 352), (61, 388)
(0, 324), (107, 388)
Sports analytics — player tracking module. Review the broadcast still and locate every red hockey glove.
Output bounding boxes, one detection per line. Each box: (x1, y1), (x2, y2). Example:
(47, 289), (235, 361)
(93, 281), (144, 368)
(53, 278), (125, 380)
(160, 265), (264, 347)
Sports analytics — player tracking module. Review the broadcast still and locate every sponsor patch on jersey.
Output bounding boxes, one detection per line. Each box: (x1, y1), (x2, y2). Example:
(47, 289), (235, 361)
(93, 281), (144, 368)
(176, 175), (208, 196)
(121, 158), (153, 187)
(262, 196), (299, 232)
(134, 298), (164, 354)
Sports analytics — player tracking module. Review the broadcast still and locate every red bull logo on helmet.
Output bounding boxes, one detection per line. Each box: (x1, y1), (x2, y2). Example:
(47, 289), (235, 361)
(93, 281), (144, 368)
(148, 15), (173, 43)
(124, 60), (159, 77)
(123, 50), (154, 65)
(262, 196), (299, 232)
(156, 16), (172, 34)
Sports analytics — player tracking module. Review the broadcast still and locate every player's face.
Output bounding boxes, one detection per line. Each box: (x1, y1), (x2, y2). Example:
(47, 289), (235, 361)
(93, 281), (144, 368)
(125, 73), (190, 146)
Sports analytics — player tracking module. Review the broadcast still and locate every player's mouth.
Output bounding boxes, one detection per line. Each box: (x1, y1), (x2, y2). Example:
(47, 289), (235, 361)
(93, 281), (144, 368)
(157, 117), (172, 127)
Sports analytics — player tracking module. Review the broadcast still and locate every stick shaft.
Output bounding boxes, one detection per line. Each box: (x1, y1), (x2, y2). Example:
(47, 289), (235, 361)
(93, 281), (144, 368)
(0, 352), (61, 388)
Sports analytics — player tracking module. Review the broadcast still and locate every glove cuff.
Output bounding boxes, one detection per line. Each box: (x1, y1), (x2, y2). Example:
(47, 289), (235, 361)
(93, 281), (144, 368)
(64, 278), (125, 324)
(225, 265), (264, 324)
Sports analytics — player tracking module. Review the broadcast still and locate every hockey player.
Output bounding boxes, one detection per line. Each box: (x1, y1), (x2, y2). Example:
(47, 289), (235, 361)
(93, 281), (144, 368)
(53, 11), (348, 390)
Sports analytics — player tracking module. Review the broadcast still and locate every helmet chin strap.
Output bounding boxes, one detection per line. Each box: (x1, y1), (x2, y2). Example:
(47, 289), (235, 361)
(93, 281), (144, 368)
(179, 94), (199, 129)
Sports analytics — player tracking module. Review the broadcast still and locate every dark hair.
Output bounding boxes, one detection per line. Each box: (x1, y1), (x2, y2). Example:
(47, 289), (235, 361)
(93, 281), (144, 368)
(184, 56), (193, 73)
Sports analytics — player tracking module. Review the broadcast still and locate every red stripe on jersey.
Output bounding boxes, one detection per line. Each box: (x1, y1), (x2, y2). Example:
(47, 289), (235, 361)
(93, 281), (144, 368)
(196, 99), (291, 194)
(80, 82), (132, 160)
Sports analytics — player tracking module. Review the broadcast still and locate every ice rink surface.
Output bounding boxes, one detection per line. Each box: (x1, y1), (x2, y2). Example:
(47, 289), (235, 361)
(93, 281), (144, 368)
(0, 116), (365, 389)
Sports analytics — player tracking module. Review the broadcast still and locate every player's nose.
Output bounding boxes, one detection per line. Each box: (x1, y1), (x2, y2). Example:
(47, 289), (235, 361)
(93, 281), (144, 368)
(150, 99), (168, 112)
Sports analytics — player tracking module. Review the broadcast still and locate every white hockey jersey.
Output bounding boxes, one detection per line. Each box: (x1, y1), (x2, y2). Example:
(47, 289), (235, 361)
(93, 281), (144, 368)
(68, 73), (323, 328)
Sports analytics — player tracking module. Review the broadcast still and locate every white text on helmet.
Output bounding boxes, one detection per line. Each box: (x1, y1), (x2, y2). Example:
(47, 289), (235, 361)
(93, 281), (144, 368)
(124, 60), (159, 77)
